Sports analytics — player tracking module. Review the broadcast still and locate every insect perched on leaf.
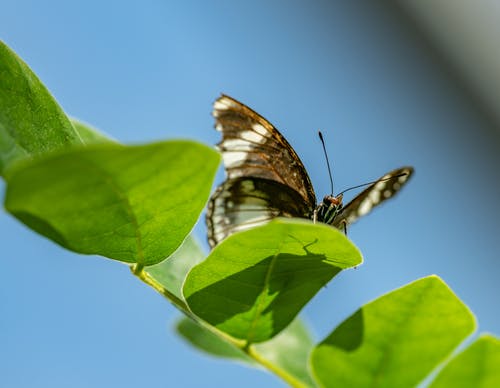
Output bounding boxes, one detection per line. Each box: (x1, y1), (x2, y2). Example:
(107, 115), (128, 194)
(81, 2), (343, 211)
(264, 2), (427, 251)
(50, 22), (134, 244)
(206, 94), (413, 248)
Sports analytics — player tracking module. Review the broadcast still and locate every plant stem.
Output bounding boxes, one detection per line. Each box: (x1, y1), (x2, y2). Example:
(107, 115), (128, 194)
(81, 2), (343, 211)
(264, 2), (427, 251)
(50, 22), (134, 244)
(130, 264), (242, 345)
(130, 263), (307, 387)
(246, 346), (308, 388)
(130, 263), (188, 312)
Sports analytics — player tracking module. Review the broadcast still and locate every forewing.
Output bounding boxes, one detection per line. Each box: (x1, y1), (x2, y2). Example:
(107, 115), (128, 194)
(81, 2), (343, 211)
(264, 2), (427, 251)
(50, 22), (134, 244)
(206, 178), (312, 248)
(213, 94), (316, 207)
(333, 166), (414, 227)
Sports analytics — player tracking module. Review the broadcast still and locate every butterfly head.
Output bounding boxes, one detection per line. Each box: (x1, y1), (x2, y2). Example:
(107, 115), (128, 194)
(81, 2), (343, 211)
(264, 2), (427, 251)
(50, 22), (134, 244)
(315, 194), (344, 224)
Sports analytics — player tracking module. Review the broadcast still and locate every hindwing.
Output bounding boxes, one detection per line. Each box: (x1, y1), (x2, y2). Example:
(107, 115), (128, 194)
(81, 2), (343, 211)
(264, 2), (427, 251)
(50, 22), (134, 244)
(207, 178), (312, 248)
(332, 167), (414, 228)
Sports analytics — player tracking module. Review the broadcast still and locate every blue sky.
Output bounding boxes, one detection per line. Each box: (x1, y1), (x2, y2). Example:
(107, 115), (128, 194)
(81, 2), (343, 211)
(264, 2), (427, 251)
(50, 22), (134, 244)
(1, 1), (500, 387)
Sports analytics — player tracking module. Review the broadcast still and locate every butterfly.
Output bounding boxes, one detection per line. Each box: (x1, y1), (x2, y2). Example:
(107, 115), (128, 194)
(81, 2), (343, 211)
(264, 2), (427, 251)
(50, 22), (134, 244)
(206, 94), (413, 248)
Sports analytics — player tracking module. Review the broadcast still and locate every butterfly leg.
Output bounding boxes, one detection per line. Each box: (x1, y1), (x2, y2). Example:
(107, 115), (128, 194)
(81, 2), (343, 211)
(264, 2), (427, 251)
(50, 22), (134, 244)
(341, 220), (347, 235)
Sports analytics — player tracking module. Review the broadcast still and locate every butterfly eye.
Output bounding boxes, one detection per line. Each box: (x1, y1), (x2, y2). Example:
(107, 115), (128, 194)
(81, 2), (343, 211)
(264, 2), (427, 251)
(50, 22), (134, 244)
(323, 195), (342, 207)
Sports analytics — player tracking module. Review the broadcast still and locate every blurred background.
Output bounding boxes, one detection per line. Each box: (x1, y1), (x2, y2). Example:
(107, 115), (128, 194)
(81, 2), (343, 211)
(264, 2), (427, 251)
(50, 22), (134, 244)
(1, 1), (499, 387)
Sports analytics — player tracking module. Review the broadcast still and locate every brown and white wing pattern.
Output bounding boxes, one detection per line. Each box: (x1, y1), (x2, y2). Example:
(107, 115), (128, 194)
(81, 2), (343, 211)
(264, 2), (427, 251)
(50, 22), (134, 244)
(206, 94), (414, 248)
(207, 178), (312, 248)
(207, 95), (317, 248)
(213, 94), (316, 207)
(332, 166), (414, 228)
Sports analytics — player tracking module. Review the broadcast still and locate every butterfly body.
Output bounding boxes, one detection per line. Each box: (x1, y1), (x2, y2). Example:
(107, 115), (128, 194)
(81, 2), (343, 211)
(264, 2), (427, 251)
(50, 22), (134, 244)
(314, 194), (344, 225)
(207, 95), (413, 248)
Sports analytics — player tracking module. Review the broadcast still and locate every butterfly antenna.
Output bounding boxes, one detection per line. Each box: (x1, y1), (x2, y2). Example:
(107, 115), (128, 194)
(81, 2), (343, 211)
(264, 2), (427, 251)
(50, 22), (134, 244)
(337, 172), (409, 196)
(318, 131), (334, 195)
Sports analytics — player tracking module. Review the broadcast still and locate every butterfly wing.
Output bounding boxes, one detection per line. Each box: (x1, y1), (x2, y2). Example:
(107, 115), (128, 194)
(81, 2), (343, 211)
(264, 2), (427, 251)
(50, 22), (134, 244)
(207, 178), (312, 248)
(207, 95), (317, 248)
(212, 94), (316, 206)
(332, 166), (414, 228)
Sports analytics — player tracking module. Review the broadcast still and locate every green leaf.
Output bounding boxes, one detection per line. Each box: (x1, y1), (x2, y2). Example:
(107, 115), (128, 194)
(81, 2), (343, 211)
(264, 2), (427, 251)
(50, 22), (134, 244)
(70, 118), (116, 144)
(176, 317), (253, 362)
(176, 316), (316, 386)
(5, 141), (220, 265)
(430, 334), (500, 388)
(183, 219), (362, 343)
(145, 235), (205, 300)
(253, 318), (317, 387)
(310, 275), (476, 388)
(0, 40), (82, 176)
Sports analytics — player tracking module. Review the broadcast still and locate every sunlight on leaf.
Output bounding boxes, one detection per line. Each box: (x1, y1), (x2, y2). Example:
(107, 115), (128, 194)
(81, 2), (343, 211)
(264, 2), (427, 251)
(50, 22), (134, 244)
(310, 275), (476, 387)
(430, 334), (500, 387)
(0, 41), (82, 176)
(183, 218), (362, 343)
(5, 141), (219, 265)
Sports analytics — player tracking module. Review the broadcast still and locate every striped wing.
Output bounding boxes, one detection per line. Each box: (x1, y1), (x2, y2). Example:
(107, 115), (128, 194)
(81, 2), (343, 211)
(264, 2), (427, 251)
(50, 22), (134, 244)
(206, 95), (414, 247)
(207, 178), (312, 248)
(207, 95), (317, 248)
(332, 166), (414, 228)
(212, 94), (316, 207)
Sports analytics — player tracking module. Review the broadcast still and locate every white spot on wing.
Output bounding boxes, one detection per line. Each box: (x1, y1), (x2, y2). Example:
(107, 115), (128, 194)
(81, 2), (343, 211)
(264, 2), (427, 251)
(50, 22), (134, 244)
(230, 217), (271, 233)
(214, 198), (225, 207)
(252, 123), (268, 136)
(221, 138), (255, 151)
(212, 215), (226, 224)
(213, 97), (239, 117)
(357, 200), (373, 217)
(374, 181), (386, 191)
(214, 98), (233, 111)
(222, 152), (247, 167)
(368, 189), (381, 204)
(240, 130), (266, 144)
